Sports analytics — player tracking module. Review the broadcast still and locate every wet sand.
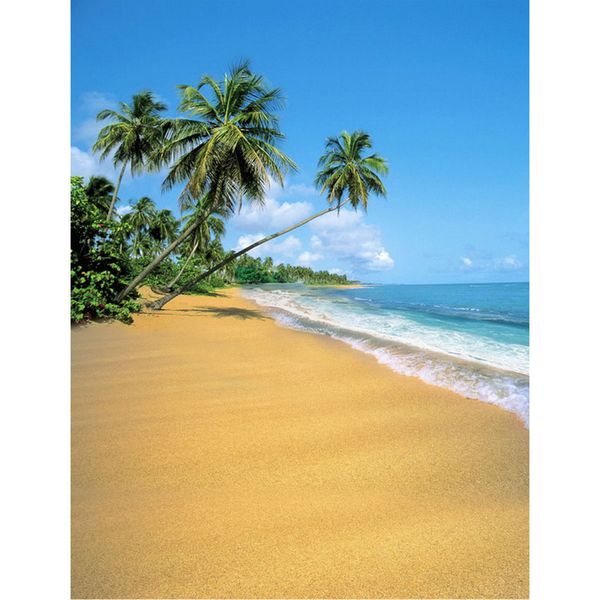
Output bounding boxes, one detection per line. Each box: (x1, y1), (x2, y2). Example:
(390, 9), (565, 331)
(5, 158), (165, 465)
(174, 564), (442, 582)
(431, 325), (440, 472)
(72, 287), (528, 599)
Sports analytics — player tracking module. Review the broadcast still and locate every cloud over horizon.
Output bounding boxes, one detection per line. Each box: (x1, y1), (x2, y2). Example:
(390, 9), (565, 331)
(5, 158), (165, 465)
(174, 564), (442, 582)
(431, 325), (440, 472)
(308, 209), (395, 272)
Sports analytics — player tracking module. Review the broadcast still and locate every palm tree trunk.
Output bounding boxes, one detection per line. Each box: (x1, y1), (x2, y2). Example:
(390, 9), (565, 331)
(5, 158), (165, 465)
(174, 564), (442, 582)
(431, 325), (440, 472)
(150, 199), (351, 310)
(113, 214), (210, 303)
(107, 162), (127, 221)
(166, 240), (199, 289)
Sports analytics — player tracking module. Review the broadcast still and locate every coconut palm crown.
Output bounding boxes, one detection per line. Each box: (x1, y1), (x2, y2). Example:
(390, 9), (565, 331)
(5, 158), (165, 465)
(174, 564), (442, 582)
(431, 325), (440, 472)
(315, 130), (388, 211)
(93, 91), (167, 219)
(156, 61), (297, 214)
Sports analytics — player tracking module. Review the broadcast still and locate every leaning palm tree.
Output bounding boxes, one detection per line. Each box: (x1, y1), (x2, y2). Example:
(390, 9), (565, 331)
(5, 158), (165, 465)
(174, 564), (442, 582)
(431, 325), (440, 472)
(113, 62), (296, 303)
(93, 91), (167, 220)
(150, 130), (388, 310)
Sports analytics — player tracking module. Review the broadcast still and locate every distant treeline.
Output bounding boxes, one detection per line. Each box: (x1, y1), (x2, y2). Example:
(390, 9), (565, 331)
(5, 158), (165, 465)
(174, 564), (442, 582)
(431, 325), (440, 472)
(233, 255), (351, 285)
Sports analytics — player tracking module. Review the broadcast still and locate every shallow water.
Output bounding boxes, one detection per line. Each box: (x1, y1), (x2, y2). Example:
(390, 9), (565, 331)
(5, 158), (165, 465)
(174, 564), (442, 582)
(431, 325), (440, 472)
(241, 282), (529, 425)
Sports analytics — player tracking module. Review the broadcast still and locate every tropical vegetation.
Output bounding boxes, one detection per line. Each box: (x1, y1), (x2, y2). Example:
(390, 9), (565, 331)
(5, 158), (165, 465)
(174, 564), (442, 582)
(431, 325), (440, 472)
(71, 62), (388, 323)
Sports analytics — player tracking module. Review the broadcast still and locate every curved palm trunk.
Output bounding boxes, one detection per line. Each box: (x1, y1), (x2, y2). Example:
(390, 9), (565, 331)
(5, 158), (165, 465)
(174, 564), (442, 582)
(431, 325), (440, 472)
(107, 162), (127, 221)
(114, 211), (211, 303)
(166, 239), (199, 289)
(151, 199), (350, 310)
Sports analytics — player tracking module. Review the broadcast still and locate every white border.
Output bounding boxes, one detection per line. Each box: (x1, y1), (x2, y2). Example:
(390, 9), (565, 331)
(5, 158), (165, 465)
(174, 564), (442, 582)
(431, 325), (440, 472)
(531, 0), (600, 598)
(4, 0), (600, 598)
(3, 1), (70, 599)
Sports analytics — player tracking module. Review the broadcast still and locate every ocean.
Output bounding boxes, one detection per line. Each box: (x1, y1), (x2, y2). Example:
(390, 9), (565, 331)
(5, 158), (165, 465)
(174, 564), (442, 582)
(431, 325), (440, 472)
(241, 282), (529, 425)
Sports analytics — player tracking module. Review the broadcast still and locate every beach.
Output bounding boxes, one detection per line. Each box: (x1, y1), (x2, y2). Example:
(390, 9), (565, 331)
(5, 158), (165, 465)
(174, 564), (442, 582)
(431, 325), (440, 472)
(72, 287), (528, 598)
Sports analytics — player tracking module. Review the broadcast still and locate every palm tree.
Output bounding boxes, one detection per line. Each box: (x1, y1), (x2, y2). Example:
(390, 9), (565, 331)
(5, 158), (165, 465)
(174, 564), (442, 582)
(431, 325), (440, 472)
(165, 198), (226, 289)
(93, 91), (167, 220)
(149, 209), (179, 254)
(316, 130), (388, 210)
(122, 196), (157, 258)
(113, 62), (296, 303)
(85, 176), (115, 214)
(150, 130), (388, 310)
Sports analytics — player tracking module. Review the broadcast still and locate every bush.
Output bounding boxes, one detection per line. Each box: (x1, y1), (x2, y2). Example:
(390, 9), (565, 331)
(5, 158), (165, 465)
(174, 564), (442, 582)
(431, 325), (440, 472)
(71, 176), (141, 323)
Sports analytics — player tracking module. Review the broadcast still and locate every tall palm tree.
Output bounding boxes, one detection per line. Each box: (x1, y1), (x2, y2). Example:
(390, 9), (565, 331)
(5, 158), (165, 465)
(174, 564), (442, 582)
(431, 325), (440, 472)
(93, 91), (167, 220)
(113, 62), (296, 303)
(85, 176), (115, 214)
(150, 130), (388, 310)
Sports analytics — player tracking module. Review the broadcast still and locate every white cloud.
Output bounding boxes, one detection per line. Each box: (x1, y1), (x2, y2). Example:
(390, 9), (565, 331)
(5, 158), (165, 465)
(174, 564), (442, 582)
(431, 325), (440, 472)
(297, 251), (323, 265)
(232, 194), (313, 233)
(71, 146), (117, 179)
(456, 253), (524, 273)
(80, 91), (117, 113)
(229, 180), (394, 275)
(285, 182), (319, 197)
(495, 255), (522, 270)
(308, 208), (394, 273)
(116, 204), (133, 216)
(73, 118), (105, 145)
(73, 92), (118, 144)
(368, 249), (395, 270)
(235, 233), (302, 261)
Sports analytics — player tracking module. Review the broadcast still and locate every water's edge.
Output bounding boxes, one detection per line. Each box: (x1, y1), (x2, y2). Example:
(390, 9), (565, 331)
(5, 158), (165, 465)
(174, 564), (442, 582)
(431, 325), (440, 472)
(241, 286), (529, 427)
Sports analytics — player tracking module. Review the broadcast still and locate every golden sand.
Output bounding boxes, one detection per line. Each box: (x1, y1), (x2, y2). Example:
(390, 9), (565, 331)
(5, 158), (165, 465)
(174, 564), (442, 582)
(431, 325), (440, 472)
(71, 288), (528, 599)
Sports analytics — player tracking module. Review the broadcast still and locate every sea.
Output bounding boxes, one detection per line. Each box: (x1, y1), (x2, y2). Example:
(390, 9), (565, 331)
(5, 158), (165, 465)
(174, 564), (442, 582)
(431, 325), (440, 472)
(241, 282), (529, 426)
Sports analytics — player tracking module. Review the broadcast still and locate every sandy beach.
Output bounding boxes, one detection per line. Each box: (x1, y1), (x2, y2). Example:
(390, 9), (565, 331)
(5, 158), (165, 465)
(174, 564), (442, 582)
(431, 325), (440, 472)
(72, 287), (528, 599)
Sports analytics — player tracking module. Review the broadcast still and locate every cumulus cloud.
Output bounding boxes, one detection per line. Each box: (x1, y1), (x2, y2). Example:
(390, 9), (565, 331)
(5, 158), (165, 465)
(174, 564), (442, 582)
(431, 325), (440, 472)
(71, 146), (117, 179)
(80, 91), (117, 112)
(457, 253), (524, 273)
(308, 208), (394, 272)
(297, 251), (323, 265)
(73, 92), (118, 144)
(73, 119), (105, 145)
(228, 180), (393, 275)
(494, 255), (522, 270)
(232, 195), (313, 233)
(116, 204), (133, 216)
(235, 233), (302, 261)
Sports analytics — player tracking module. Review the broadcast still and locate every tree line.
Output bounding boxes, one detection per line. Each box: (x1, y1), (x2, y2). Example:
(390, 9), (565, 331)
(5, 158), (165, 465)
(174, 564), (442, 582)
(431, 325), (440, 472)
(71, 61), (388, 322)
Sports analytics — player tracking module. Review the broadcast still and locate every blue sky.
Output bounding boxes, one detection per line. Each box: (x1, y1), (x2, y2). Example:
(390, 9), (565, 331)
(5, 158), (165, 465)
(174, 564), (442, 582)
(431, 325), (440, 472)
(71, 0), (529, 284)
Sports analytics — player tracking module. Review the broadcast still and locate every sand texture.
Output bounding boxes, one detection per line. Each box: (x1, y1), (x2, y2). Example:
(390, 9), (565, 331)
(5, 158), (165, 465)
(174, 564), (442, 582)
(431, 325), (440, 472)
(72, 288), (528, 599)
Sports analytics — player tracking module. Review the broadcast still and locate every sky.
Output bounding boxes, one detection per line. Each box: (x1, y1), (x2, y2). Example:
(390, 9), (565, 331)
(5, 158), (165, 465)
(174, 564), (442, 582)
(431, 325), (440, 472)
(71, 0), (529, 284)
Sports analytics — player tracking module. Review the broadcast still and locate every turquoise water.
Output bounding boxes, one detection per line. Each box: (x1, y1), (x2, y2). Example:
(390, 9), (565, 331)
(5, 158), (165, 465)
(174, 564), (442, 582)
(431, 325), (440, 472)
(241, 282), (529, 425)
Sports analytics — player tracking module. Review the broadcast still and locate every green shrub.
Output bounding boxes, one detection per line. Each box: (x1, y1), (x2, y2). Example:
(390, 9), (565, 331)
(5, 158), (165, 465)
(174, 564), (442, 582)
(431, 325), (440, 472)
(71, 176), (141, 324)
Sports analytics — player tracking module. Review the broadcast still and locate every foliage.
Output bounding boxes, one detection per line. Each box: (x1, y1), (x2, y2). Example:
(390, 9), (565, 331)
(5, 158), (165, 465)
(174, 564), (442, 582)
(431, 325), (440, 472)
(233, 255), (352, 285)
(156, 61), (297, 214)
(85, 176), (115, 213)
(70, 177), (141, 323)
(315, 130), (388, 210)
(93, 91), (168, 176)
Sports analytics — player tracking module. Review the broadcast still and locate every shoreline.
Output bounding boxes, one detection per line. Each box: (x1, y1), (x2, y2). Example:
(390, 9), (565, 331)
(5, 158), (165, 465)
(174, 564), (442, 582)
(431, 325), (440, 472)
(72, 287), (528, 598)
(240, 284), (529, 427)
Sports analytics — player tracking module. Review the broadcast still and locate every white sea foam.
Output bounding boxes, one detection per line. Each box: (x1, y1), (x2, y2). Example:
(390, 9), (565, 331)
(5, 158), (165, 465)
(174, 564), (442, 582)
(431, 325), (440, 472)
(242, 286), (530, 426)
